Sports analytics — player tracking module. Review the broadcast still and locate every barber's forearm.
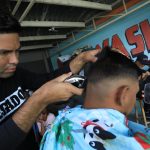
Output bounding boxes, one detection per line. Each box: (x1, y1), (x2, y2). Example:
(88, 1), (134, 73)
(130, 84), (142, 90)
(69, 57), (85, 74)
(12, 91), (48, 133)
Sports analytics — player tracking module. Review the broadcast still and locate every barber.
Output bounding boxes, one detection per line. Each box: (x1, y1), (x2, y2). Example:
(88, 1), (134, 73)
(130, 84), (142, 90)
(0, 10), (100, 150)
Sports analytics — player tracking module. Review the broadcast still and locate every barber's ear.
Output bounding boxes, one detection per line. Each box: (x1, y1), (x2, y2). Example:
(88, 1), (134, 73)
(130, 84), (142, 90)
(115, 85), (129, 106)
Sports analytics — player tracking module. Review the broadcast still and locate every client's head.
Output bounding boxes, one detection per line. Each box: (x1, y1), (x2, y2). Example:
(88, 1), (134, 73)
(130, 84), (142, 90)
(84, 47), (139, 115)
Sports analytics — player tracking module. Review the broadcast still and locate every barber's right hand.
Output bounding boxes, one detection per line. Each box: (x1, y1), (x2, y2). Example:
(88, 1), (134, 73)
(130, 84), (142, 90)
(34, 72), (83, 105)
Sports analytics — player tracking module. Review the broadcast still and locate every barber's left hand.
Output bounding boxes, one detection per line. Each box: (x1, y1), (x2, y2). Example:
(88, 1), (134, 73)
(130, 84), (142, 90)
(69, 48), (101, 74)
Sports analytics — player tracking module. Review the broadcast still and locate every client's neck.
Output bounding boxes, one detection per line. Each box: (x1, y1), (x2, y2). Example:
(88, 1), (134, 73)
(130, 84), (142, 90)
(83, 97), (112, 108)
(83, 87), (118, 111)
(83, 91), (112, 109)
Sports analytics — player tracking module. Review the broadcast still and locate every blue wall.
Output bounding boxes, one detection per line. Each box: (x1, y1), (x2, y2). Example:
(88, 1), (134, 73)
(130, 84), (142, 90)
(50, 1), (150, 70)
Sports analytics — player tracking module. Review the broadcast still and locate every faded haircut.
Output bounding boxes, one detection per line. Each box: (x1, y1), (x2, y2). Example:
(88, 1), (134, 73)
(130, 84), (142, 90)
(0, 10), (21, 34)
(87, 46), (138, 84)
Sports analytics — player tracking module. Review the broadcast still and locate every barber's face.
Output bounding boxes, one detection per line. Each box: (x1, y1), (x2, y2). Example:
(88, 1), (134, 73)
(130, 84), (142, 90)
(0, 33), (20, 78)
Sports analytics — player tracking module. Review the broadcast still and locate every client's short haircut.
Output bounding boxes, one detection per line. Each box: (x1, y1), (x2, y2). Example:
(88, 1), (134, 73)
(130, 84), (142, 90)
(87, 47), (138, 84)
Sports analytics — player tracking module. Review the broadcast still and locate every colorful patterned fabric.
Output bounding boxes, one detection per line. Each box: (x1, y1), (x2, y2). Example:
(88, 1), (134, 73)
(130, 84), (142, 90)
(40, 106), (150, 150)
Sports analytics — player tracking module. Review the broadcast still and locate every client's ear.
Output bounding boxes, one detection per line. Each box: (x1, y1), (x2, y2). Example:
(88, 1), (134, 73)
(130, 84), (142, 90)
(115, 85), (129, 106)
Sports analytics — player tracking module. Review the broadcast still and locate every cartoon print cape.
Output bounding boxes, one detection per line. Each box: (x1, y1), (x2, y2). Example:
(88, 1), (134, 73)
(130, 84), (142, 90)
(40, 106), (150, 150)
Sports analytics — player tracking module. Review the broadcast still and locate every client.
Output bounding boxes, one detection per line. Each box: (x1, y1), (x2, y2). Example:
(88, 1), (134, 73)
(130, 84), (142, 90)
(40, 47), (150, 150)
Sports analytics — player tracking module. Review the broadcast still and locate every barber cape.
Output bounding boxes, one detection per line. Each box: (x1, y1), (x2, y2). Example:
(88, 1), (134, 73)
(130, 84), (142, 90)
(40, 106), (150, 150)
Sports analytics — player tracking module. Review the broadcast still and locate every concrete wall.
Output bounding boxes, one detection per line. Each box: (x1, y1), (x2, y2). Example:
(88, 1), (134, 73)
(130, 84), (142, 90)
(19, 49), (53, 73)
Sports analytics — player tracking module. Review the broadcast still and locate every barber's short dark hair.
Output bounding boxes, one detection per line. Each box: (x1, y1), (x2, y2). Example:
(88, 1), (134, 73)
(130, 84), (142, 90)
(87, 46), (138, 84)
(0, 10), (21, 34)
